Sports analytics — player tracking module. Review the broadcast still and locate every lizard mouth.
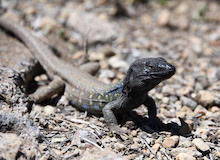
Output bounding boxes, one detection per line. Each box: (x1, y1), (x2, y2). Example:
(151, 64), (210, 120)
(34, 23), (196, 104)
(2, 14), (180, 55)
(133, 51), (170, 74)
(150, 65), (176, 79)
(151, 71), (175, 78)
(138, 70), (175, 80)
(150, 74), (172, 80)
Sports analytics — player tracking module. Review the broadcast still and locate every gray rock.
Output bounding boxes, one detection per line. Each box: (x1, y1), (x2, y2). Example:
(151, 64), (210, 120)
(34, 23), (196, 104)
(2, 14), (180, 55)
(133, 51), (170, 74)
(162, 136), (179, 148)
(0, 133), (22, 160)
(99, 69), (116, 84)
(108, 56), (129, 71)
(181, 96), (197, 110)
(0, 66), (30, 113)
(99, 69), (116, 79)
(158, 10), (170, 27)
(80, 148), (125, 160)
(67, 9), (117, 43)
(170, 147), (197, 157)
(196, 90), (215, 107)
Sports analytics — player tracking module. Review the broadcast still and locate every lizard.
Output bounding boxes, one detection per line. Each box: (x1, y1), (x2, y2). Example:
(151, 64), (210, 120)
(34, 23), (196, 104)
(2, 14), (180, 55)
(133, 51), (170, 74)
(0, 16), (176, 134)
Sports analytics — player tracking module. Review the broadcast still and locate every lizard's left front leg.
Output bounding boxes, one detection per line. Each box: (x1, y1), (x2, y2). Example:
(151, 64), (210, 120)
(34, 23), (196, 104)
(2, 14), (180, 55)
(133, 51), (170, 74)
(144, 95), (157, 119)
(102, 97), (126, 134)
(144, 95), (164, 131)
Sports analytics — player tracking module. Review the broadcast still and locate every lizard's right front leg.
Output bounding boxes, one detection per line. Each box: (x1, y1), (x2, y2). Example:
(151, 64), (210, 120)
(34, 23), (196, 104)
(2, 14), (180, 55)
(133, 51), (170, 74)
(102, 97), (126, 134)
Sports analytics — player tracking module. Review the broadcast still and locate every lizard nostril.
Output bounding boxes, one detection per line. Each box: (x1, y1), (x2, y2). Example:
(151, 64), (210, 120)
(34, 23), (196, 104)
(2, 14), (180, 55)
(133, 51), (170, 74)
(165, 64), (176, 74)
(169, 65), (176, 73)
(166, 64), (171, 69)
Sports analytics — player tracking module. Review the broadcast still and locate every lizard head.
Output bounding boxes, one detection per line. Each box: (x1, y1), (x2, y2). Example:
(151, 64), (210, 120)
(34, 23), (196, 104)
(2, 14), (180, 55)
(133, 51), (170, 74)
(137, 57), (176, 81)
(123, 57), (176, 94)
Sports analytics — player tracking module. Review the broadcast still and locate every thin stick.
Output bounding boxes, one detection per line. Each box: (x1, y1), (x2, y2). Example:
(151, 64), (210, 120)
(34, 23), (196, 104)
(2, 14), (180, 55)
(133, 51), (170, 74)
(161, 148), (172, 160)
(64, 116), (104, 131)
(80, 136), (103, 151)
(142, 138), (158, 160)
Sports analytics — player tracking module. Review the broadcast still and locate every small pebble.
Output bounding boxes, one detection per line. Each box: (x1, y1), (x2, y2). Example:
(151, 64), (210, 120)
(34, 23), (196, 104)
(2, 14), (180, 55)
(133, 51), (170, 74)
(152, 143), (160, 152)
(158, 10), (170, 26)
(194, 105), (208, 116)
(176, 153), (196, 160)
(176, 87), (191, 96)
(80, 148), (125, 160)
(130, 143), (140, 150)
(194, 128), (209, 140)
(162, 86), (175, 95)
(126, 154), (136, 160)
(171, 148), (196, 157)
(0, 133), (22, 160)
(24, 6), (36, 15)
(181, 96), (197, 110)
(131, 130), (137, 137)
(51, 137), (67, 143)
(99, 69), (116, 79)
(108, 56), (129, 71)
(210, 106), (220, 112)
(162, 136), (179, 148)
(114, 142), (126, 151)
(196, 90), (215, 107)
(89, 52), (104, 61)
(36, 16), (60, 31)
(192, 138), (210, 154)
(43, 106), (56, 115)
(162, 97), (169, 104)
(215, 151), (220, 158)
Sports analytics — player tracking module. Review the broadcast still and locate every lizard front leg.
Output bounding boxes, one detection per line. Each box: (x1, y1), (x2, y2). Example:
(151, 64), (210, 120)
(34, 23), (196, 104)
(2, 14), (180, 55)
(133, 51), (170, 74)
(144, 95), (157, 119)
(102, 97), (126, 134)
(144, 95), (164, 131)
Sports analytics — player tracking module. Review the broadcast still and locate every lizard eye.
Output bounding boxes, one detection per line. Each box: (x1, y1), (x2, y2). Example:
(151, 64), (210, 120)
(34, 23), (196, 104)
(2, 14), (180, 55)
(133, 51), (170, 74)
(149, 66), (154, 69)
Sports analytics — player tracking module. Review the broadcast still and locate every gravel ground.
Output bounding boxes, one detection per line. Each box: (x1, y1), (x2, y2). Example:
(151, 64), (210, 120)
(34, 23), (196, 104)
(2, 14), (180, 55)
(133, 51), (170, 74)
(0, 0), (220, 159)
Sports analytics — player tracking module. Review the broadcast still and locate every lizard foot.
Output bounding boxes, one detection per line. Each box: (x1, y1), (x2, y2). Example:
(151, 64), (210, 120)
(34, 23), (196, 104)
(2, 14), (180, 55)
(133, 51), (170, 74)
(147, 117), (164, 132)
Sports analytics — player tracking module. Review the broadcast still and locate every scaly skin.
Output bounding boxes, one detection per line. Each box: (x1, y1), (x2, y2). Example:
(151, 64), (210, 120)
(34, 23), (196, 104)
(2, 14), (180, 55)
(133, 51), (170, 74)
(0, 16), (176, 134)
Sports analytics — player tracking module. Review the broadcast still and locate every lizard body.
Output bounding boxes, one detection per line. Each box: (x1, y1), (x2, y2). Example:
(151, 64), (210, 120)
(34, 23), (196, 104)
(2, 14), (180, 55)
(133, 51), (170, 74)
(0, 16), (176, 133)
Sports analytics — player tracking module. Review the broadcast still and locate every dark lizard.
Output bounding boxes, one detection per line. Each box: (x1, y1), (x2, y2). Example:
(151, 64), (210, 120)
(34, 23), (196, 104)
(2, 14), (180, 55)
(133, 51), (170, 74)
(0, 16), (176, 134)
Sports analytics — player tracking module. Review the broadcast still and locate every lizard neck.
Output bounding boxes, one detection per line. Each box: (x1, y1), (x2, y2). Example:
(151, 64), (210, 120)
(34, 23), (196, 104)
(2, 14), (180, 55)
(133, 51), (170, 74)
(101, 79), (124, 98)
